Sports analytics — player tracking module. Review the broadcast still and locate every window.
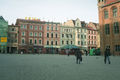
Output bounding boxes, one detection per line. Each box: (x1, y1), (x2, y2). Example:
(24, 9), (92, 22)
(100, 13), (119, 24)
(22, 32), (25, 36)
(39, 33), (42, 37)
(30, 25), (33, 29)
(35, 26), (38, 30)
(115, 45), (120, 52)
(66, 41), (69, 45)
(39, 40), (41, 44)
(113, 22), (119, 34)
(51, 41), (53, 45)
(78, 34), (80, 38)
(29, 39), (32, 44)
(104, 10), (108, 19)
(47, 33), (49, 38)
(55, 41), (57, 45)
(84, 41), (86, 45)
(29, 32), (33, 36)
(47, 41), (49, 45)
(51, 33), (53, 38)
(71, 41), (73, 44)
(12, 28), (15, 31)
(56, 33), (57, 38)
(78, 41), (80, 45)
(55, 26), (58, 31)
(34, 39), (37, 44)
(47, 26), (49, 31)
(81, 35), (83, 39)
(81, 41), (83, 45)
(51, 26), (53, 31)
(62, 41), (64, 45)
(22, 38), (25, 44)
(113, 8), (117, 17)
(89, 36), (90, 39)
(84, 35), (86, 39)
(89, 31), (90, 34)
(71, 34), (72, 38)
(91, 36), (93, 39)
(34, 32), (37, 36)
(24, 25), (27, 29)
(21, 25), (23, 29)
(39, 26), (42, 30)
(94, 36), (96, 39)
(105, 24), (110, 35)
(62, 34), (64, 38)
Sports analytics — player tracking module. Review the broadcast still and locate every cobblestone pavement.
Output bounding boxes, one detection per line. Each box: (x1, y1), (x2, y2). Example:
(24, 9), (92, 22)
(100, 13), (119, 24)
(0, 54), (120, 80)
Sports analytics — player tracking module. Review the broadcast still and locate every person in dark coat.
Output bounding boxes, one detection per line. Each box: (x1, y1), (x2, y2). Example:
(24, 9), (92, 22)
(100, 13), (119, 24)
(104, 48), (111, 64)
(75, 49), (82, 64)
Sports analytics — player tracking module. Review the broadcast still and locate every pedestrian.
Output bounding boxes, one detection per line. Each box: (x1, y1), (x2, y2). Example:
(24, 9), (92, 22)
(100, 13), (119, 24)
(85, 50), (88, 56)
(104, 48), (111, 64)
(66, 49), (70, 56)
(75, 49), (82, 64)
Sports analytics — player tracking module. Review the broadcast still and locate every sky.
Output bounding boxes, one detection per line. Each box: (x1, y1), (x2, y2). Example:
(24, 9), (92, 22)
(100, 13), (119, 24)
(0, 0), (98, 24)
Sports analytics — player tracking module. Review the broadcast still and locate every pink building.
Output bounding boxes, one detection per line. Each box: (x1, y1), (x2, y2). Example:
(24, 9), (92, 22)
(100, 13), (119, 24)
(87, 22), (99, 50)
(43, 22), (60, 54)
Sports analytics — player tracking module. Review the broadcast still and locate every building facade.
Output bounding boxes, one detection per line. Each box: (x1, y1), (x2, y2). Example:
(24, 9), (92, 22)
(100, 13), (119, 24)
(43, 22), (60, 54)
(74, 19), (88, 50)
(16, 19), (45, 53)
(87, 22), (99, 50)
(7, 24), (19, 53)
(0, 16), (8, 53)
(98, 0), (120, 55)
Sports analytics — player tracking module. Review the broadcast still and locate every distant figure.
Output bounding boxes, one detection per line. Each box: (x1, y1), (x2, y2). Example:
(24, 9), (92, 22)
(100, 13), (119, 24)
(85, 50), (88, 56)
(66, 49), (70, 56)
(75, 49), (82, 64)
(104, 48), (111, 64)
(21, 51), (23, 54)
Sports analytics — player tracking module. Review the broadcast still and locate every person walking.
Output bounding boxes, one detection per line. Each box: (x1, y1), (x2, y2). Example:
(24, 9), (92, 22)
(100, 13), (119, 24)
(104, 48), (111, 64)
(75, 49), (82, 64)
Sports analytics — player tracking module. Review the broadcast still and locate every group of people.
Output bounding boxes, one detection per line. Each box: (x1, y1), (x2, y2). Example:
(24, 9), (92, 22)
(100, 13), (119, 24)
(66, 48), (111, 64)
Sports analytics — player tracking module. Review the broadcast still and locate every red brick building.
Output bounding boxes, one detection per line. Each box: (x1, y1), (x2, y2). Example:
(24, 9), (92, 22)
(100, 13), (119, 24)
(98, 0), (120, 55)
(16, 19), (45, 53)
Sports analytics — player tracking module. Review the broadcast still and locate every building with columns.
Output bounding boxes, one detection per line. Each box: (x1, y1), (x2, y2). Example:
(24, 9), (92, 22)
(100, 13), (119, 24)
(98, 0), (120, 55)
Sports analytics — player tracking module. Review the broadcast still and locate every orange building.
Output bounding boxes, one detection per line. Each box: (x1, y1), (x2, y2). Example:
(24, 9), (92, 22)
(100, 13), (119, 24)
(98, 0), (120, 55)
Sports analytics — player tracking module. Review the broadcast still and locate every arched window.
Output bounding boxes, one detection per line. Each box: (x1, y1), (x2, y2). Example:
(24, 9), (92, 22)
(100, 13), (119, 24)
(104, 10), (108, 19)
(113, 7), (117, 17)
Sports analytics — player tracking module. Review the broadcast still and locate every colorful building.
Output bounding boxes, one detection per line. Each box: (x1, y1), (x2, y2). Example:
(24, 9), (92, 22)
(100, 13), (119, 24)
(16, 19), (45, 53)
(87, 22), (99, 50)
(98, 0), (120, 55)
(74, 19), (88, 50)
(61, 18), (88, 50)
(7, 24), (19, 53)
(43, 22), (60, 54)
(0, 16), (8, 53)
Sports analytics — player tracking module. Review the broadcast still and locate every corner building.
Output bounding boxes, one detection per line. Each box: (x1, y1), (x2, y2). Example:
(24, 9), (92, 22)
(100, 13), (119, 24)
(98, 0), (120, 55)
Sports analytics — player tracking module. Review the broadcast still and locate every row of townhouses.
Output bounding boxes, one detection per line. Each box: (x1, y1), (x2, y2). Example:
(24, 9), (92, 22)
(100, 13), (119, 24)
(0, 16), (100, 54)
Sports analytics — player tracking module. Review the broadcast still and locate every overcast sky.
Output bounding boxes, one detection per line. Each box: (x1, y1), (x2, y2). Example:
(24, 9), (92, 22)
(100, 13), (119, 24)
(0, 0), (98, 24)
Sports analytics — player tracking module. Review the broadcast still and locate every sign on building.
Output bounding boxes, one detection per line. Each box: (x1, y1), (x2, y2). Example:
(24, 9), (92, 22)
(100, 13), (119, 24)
(1, 37), (7, 42)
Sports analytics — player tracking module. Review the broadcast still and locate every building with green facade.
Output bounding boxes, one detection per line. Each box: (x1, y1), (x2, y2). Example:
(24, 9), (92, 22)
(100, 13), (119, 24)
(0, 16), (8, 53)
